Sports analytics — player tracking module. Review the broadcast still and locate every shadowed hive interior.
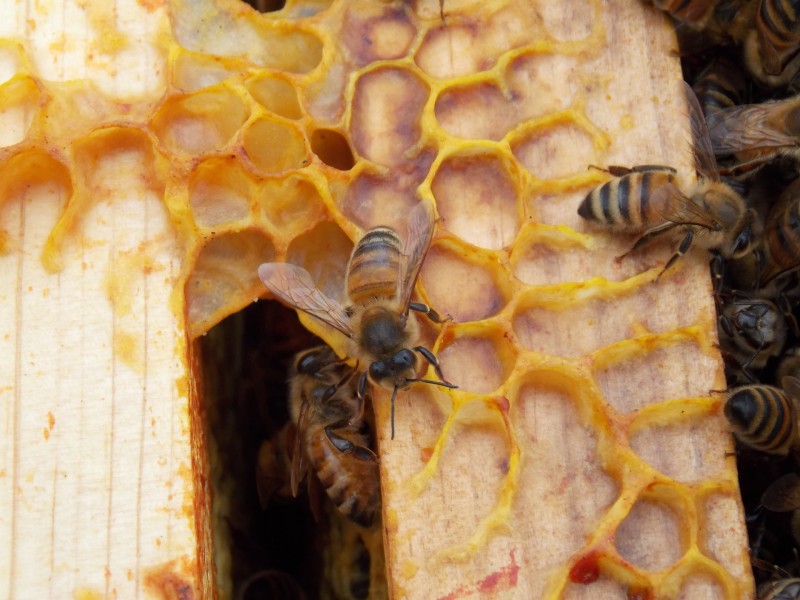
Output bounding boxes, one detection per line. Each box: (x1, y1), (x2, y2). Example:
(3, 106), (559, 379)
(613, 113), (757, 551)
(0, 0), (756, 598)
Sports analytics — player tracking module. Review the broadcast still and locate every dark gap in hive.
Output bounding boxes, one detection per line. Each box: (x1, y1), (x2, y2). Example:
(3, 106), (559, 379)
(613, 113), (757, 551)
(199, 300), (323, 598)
(241, 0), (287, 13)
(199, 299), (385, 598)
(310, 129), (356, 171)
(677, 41), (800, 586)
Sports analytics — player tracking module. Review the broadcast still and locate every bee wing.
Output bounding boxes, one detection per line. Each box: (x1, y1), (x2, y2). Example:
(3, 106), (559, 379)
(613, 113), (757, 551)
(762, 472), (800, 512)
(259, 263), (352, 337)
(783, 375), (800, 404)
(707, 102), (799, 155)
(683, 81), (721, 181)
(651, 181), (720, 230)
(398, 200), (436, 313)
(289, 397), (313, 498)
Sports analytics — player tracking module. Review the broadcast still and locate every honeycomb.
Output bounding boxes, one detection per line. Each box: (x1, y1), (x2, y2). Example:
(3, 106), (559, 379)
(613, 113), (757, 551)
(0, 0), (756, 598)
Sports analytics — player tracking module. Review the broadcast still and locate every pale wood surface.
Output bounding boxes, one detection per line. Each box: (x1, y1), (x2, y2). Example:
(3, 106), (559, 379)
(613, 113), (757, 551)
(370, 1), (756, 599)
(0, 1), (208, 598)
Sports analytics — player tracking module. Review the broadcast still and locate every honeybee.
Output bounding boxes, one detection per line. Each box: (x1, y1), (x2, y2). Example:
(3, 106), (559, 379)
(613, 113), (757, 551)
(724, 376), (800, 455)
(744, 0), (800, 86)
(761, 472), (800, 556)
(288, 345), (380, 528)
(718, 296), (787, 377)
(759, 578), (800, 600)
(650, 0), (719, 27)
(578, 82), (756, 274)
(758, 176), (800, 285)
(694, 56), (747, 117)
(650, 0), (756, 44)
(706, 95), (800, 175)
(259, 200), (456, 439)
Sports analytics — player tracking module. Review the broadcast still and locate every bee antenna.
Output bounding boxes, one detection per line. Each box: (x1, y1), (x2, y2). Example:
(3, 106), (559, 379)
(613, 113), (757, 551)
(406, 378), (458, 389)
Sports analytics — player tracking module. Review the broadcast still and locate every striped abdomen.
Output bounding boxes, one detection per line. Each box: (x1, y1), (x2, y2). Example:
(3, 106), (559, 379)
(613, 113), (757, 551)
(693, 58), (745, 116)
(653, 0), (717, 24)
(757, 0), (800, 74)
(308, 432), (380, 527)
(578, 168), (677, 230)
(764, 191), (800, 280)
(724, 384), (798, 454)
(346, 226), (403, 304)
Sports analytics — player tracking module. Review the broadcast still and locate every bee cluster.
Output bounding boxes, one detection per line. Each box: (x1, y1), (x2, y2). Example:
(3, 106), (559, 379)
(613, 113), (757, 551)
(638, 1), (800, 597)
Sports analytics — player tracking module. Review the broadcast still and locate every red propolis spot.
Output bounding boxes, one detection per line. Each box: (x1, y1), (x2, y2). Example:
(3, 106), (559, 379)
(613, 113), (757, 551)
(420, 447), (434, 463)
(568, 551), (601, 584)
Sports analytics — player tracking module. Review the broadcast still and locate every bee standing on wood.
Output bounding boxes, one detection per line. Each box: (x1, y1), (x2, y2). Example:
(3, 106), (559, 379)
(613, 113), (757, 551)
(578, 82), (756, 275)
(259, 200), (456, 439)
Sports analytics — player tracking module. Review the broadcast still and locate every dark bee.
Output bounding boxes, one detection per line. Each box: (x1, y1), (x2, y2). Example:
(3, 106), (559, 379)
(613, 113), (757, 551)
(759, 177), (800, 285)
(718, 297), (787, 377)
(744, 0), (800, 86)
(694, 56), (748, 117)
(724, 376), (800, 455)
(288, 345), (380, 528)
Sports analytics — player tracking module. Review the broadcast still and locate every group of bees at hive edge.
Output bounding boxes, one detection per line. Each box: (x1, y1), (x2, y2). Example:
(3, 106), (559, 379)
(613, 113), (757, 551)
(248, 0), (800, 597)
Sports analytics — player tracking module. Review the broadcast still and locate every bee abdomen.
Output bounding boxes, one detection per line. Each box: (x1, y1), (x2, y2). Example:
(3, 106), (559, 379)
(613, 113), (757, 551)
(724, 385), (798, 454)
(759, 0), (800, 48)
(694, 59), (745, 115)
(767, 196), (800, 273)
(315, 440), (379, 527)
(654, 0), (714, 24)
(346, 226), (403, 303)
(579, 171), (672, 229)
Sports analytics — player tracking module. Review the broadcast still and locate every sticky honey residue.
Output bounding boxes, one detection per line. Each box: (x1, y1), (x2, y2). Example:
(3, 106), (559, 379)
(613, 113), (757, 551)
(1, 0), (752, 597)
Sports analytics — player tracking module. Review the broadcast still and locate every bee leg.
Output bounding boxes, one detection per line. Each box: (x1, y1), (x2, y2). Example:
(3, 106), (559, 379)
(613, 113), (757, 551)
(657, 228), (695, 280)
(588, 164), (632, 176)
(324, 423), (378, 462)
(320, 363), (363, 404)
(413, 345), (453, 384)
(616, 223), (677, 263)
(409, 301), (451, 323)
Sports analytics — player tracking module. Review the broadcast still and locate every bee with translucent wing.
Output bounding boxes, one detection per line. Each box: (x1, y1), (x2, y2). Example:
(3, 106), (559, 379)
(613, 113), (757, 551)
(259, 200), (456, 439)
(578, 82), (756, 275)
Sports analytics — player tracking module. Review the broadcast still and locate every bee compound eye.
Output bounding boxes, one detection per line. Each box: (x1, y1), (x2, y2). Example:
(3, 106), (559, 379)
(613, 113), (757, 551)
(297, 352), (320, 374)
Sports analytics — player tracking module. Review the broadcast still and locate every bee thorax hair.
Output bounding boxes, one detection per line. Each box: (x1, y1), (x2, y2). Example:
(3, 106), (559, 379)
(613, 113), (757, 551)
(354, 305), (415, 358)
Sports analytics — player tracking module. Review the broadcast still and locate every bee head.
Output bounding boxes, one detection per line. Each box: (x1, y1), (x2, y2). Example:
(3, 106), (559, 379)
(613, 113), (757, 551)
(368, 348), (418, 389)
